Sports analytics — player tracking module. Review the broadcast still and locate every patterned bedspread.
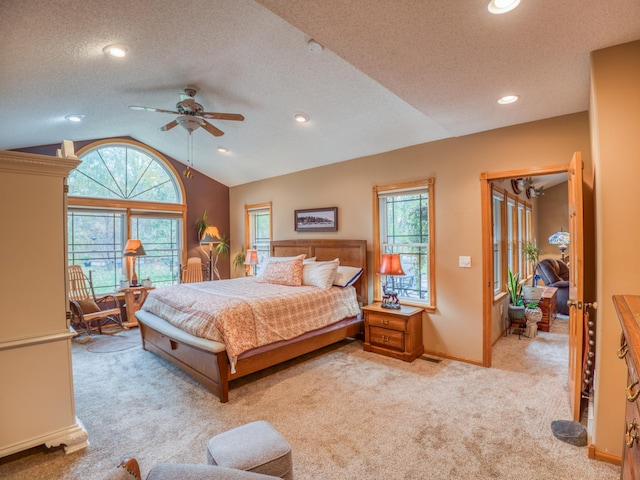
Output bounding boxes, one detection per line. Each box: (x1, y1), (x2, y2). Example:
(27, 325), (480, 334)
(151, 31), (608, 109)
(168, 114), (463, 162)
(141, 277), (361, 372)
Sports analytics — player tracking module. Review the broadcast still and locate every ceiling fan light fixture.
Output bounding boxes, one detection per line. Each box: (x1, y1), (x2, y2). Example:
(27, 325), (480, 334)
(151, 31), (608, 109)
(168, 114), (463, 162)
(295, 113), (309, 123)
(498, 94), (519, 104)
(488, 0), (520, 14)
(65, 114), (84, 122)
(102, 44), (129, 58)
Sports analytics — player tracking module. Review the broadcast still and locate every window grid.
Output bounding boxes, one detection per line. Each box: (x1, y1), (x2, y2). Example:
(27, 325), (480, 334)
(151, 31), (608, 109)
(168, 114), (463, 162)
(375, 180), (434, 308)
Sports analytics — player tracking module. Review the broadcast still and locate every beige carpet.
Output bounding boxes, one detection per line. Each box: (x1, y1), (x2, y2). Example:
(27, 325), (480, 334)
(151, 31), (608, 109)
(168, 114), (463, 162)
(0, 319), (620, 479)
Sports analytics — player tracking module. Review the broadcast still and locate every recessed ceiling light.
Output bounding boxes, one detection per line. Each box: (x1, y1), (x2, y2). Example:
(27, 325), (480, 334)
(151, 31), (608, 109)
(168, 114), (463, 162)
(294, 113), (309, 123)
(488, 0), (520, 14)
(217, 146), (229, 153)
(498, 95), (519, 104)
(102, 44), (129, 58)
(65, 114), (85, 122)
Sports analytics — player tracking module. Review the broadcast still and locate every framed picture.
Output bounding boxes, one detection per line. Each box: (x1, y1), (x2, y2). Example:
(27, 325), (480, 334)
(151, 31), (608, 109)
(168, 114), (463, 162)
(294, 207), (338, 232)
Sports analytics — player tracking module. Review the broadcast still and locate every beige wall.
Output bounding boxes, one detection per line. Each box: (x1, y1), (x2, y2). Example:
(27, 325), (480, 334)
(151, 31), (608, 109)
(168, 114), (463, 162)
(230, 112), (591, 363)
(590, 40), (640, 459)
(537, 182), (569, 261)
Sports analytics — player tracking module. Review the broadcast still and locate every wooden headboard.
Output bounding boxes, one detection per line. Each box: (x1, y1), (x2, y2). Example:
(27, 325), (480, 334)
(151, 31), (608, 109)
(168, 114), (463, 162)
(271, 239), (368, 305)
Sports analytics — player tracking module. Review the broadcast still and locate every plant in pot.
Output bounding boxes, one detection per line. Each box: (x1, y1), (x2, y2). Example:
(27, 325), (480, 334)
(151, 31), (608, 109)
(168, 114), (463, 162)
(506, 269), (525, 321)
(524, 301), (542, 337)
(232, 246), (247, 276)
(523, 241), (544, 304)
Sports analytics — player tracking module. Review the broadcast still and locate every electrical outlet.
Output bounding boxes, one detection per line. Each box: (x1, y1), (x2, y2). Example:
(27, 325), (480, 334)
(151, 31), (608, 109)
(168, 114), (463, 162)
(500, 304), (504, 315)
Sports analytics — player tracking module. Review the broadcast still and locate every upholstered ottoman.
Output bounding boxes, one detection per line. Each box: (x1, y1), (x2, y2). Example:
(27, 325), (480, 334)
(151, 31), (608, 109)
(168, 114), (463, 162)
(206, 421), (293, 480)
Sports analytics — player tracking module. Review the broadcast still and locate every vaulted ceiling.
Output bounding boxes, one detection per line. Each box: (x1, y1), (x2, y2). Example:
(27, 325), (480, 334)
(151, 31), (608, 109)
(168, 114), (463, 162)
(1, 1), (639, 186)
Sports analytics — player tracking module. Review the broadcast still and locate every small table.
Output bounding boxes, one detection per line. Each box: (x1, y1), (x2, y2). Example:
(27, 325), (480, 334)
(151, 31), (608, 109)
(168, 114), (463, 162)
(362, 303), (424, 362)
(118, 286), (154, 327)
(537, 286), (558, 332)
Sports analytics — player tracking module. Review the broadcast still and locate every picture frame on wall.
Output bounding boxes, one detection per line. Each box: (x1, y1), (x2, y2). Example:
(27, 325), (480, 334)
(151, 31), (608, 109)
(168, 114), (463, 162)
(294, 207), (338, 232)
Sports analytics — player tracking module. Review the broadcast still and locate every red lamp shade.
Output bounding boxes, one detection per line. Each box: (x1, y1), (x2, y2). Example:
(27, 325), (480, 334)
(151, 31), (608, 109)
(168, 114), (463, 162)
(378, 253), (405, 276)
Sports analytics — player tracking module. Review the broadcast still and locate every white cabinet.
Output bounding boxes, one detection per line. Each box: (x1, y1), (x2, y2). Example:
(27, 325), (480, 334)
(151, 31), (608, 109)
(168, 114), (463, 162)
(0, 150), (88, 458)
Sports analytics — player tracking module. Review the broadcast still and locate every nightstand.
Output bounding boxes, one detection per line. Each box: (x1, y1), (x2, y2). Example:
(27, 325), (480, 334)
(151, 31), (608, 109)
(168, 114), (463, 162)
(118, 286), (154, 327)
(362, 303), (424, 362)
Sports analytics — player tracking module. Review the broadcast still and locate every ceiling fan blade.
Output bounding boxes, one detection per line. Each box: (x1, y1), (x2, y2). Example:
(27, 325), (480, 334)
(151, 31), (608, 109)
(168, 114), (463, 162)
(201, 112), (245, 121)
(201, 119), (225, 137)
(129, 105), (180, 115)
(160, 120), (179, 131)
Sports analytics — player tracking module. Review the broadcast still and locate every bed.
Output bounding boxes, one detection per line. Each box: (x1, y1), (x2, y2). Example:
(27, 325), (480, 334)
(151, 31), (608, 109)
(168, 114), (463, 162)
(135, 239), (368, 402)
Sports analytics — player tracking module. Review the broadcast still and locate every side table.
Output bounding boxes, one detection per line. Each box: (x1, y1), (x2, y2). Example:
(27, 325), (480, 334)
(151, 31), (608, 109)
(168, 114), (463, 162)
(537, 286), (558, 332)
(118, 286), (154, 328)
(362, 303), (424, 362)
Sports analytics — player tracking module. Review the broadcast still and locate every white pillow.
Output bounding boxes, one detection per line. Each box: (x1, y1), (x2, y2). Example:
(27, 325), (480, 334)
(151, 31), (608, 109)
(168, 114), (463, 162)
(333, 265), (364, 287)
(302, 258), (340, 289)
(303, 257), (316, 264)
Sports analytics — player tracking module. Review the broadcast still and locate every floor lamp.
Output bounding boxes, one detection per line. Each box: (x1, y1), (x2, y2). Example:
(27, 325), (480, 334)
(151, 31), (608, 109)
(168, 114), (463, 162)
(200, 225), (221, 281)
(548, 229), (570, 263)
(122, 239), (146, 286)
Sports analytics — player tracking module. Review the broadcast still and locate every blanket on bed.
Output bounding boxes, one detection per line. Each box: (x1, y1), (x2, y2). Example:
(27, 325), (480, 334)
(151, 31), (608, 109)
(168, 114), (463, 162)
(141, 277), (360, 372)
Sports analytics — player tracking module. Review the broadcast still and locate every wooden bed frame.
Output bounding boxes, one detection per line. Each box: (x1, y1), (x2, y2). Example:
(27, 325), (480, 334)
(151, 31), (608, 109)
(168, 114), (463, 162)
(136, 239), (368, 403)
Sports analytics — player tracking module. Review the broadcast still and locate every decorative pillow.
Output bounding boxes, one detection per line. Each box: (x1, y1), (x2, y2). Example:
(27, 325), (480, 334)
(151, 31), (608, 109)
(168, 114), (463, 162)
(303, 257), (316, 264)
(256, 257), (304, 286)
(302, 258), (340, 289)
(333, 265), (364, 288)
(77, 298), (101, 313)
(257, 254), (306, 277)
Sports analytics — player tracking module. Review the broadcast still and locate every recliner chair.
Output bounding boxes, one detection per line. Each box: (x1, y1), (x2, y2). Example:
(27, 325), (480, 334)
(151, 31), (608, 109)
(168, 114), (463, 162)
(536, 258), (570, 315)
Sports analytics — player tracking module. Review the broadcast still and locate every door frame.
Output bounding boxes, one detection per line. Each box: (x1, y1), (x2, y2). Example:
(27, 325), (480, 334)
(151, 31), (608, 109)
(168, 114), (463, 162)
(480, 163), (570, 367)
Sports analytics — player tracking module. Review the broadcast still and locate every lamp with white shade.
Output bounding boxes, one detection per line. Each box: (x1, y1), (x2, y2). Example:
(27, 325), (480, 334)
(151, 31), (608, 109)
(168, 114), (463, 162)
(244, 249), (259, 276)
(548, 229), (570, 263)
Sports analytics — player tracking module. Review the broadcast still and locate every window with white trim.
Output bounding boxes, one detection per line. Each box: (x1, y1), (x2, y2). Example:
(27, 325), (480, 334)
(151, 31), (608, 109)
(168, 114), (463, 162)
(67, 141), (185, 293)
(245, 202), (271, 275)
(374, 179), (435, 308)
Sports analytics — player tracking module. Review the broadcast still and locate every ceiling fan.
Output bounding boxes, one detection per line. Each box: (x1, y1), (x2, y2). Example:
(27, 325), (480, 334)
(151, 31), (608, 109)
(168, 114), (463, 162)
(129, 87), (244, 137)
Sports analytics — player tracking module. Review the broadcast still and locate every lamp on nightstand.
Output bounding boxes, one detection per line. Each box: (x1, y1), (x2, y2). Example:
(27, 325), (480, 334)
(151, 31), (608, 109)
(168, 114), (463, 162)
(122, 239), (146, 286)
(244, 249), (259, 276)
(378, 253), (405, 309)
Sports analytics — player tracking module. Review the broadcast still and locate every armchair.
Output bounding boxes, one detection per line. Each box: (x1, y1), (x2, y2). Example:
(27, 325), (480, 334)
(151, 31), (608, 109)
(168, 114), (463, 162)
(536, 258), (570, 315)
(68, 265), (124, 342)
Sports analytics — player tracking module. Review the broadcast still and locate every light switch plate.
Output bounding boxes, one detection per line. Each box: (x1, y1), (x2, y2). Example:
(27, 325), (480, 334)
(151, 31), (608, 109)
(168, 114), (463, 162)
(459, 256), (471, 268)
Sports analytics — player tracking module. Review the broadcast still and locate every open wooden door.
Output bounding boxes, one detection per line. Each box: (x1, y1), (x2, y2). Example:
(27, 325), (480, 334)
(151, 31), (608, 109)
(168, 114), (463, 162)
(567, 151), (584, 421)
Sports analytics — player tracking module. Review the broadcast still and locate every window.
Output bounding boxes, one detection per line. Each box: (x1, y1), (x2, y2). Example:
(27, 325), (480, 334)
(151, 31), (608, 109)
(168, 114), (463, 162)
(245, 202), (272, 274)
(492, 189), (505, 294)
(68, 140), (185, 293)
(373, 179), (435, 308)
(492, 183), (533, 298)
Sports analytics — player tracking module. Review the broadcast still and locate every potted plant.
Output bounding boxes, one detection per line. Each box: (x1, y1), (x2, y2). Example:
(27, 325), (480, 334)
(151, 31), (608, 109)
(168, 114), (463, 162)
(232, 246), (247, 275)
(506, 269), (525, 321)
(522, 241), (544, 304)
(524, 301), (542, 337)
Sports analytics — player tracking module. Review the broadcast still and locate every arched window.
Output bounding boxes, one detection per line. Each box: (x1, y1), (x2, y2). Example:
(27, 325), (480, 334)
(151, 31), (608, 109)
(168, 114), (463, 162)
(68, 140), (186, 293)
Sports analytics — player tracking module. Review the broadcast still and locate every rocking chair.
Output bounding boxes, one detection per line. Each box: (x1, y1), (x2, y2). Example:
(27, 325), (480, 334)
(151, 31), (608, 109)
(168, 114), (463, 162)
(68, 265), (124, 343)
(180, 257), (209, 283)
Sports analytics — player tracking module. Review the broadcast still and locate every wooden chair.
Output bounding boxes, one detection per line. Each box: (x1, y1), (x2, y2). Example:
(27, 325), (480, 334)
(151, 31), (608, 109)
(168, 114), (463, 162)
(68, 265), (124, 343)
(180, 257), (208, 283)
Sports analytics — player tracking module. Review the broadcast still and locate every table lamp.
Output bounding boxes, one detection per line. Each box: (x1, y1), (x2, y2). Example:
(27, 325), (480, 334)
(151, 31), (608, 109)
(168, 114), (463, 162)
(548, 229), (570, 263)
(244, 249), (259, 276)
(378, 253), (405, 309)
(122, 239), (146, 286)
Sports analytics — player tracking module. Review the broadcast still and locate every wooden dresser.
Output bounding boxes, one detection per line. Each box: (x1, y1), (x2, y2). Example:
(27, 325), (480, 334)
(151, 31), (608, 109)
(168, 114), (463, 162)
(537, 286), (558, 332)
(613, 294), (640, 479)
(362, 303), (424, 362)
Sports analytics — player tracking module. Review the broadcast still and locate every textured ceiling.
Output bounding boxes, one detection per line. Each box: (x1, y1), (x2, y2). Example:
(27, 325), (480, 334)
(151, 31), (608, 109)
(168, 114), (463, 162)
(1, 0), (639, 186)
